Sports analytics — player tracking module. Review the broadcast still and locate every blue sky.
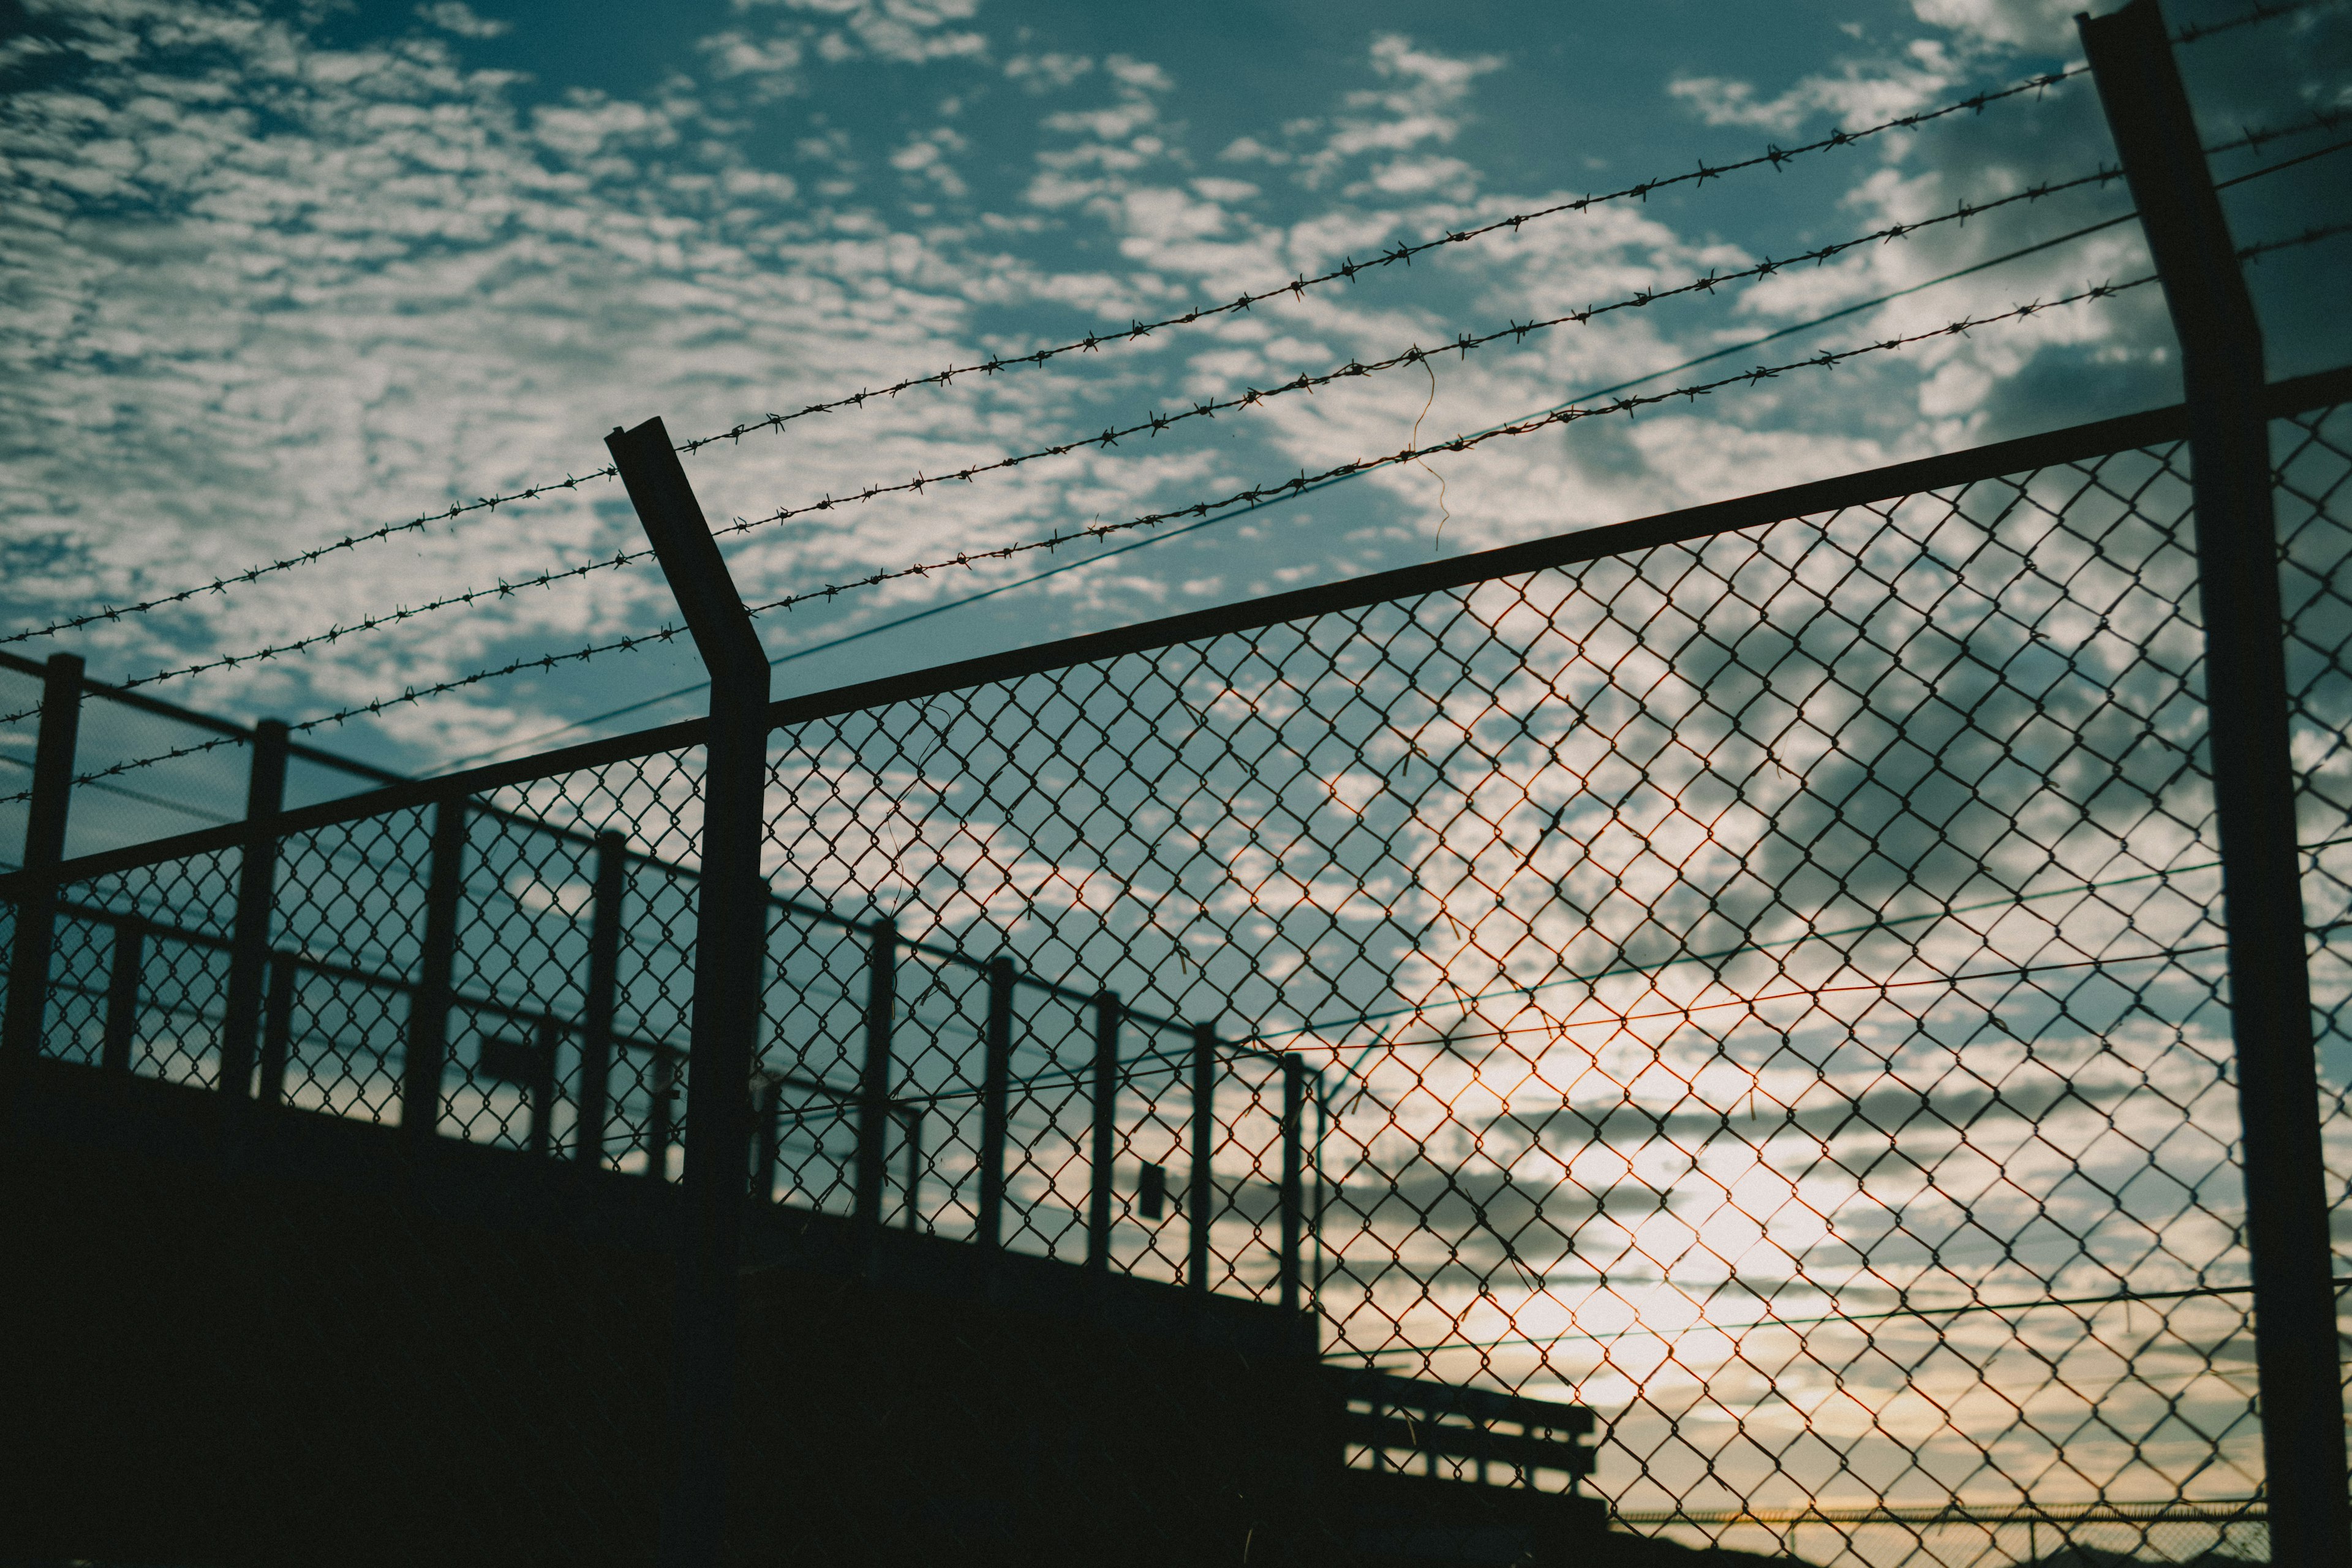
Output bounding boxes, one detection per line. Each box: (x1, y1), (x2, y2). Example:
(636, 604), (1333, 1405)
(2, 0), (2347, 776)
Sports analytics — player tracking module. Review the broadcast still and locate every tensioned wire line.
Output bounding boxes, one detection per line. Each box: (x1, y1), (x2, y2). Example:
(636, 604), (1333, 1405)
(1330, 1276), (2352, 1363)
(23, 198), (2352, 801)
(0, 54), (2120, 658)
(2, 279), (2163, 801)
(438, 185), (2235, 769)
(50, 108), (2352, 723)
(34, 153), (2170, 712)
(4, 0), (2334, 661)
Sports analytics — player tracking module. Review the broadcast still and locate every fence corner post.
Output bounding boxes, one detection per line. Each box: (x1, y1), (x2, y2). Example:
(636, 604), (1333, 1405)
(3, 652), (84, 1085)
(2081, 6), (2350, 1562)
(608, 416), (772, 1568)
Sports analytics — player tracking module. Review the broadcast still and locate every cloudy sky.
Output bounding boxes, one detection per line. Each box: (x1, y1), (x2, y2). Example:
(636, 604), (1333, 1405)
(2, 0), (2348, 778)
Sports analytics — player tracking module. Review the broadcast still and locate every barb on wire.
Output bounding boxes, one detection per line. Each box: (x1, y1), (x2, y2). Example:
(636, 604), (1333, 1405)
(0, 469), (622, 656)
(14, 214), (2345, 800)
(2173, 0), (2347, 44)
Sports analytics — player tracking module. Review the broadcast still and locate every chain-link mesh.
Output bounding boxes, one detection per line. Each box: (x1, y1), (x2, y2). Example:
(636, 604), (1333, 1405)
(2, 398), (2347, 1566)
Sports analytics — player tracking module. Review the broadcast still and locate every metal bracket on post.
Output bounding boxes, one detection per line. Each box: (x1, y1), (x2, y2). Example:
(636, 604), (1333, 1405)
(220, 719), (289, 1102)
(3, 654), (83, 1093)
(606, 416), (772, 1568)
(2080, 5), (2350, 1561)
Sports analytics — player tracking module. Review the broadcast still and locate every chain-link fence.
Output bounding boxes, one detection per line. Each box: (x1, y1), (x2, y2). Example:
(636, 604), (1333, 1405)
(3, 374), (2348, 1566)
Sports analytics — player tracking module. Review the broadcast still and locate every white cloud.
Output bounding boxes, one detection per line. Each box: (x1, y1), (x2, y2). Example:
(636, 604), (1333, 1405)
(416, 1), (510, 39)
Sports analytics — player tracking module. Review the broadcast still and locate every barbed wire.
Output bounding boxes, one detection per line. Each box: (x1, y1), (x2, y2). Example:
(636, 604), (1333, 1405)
(0, 286), (2169, 801)
(29, 171), (2147, 714)
(37, 108), (2348, 726)
(2173, 0), (2347, 43)
(0, 63), (2112, 661)
(2, 0), (2329, 663)
(10, 213), (2346, 802)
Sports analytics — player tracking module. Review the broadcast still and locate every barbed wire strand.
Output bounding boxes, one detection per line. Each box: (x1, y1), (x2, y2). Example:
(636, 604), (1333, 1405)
(0, 63), (2122, 659)
(40, 108), (2351, 721)
(13, 216), (2347, 803)
(5, 0), (2334, 660)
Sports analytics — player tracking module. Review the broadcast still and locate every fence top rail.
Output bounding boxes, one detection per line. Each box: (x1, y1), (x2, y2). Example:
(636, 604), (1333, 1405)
(6, 361), (2346, 905)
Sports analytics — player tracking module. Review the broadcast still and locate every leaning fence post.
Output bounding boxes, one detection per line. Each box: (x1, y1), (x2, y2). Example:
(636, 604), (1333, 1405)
(576, 830), (628, 1168)
(608, 416), (772, 1568)
(1087, 989), (1121, 1276)
(1279, 1052), (1305, 1316)
(1189, 1021), (1216, 1295)
(3, 653), (83, 1077)
(976, 956), (1015, 1251)
(219, 719), (288, 1101)
(401, 797), (466, 1140)
(2082, 6), (2351, 1562)
(854, 917), (899, 1227)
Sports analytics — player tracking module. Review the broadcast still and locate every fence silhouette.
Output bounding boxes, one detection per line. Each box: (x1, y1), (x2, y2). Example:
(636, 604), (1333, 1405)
(5, 362), (2346, 1566)
(4, 3), (2350, 1564)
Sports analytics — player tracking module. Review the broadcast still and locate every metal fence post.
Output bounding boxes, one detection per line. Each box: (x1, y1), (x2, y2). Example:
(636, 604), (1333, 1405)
(526, 1014), (557, 1159)
(608, 416), (772, 1568)
(258, 952), (294, 1104)
(976, 956), (1015, 1251)
(1087, 990), (1121, 1276)
(219, 719), (288, 1101)
(2082, 6), (2351, 1562)
(401, 798), (466, 1140)
(3, 653), (83, 1077)
(577, 830), (627, 1168)
(752, 1075), (780, 1202)
(100, 916), (143, 1076)
(1189, 1022), (1216, 1295)
(1279, 1052), (1305, 1316)
(646, 1047), (675, 1182)
(854, 917), (898, 1227)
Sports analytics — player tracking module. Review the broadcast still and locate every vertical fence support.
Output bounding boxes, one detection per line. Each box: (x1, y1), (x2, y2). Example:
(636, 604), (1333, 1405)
(526, 1015), (557, 1159)
(900, 1105), (924, 1233)
(258, 954), (295, 1104)
(100, 917), (143, 1076)
(977, 956), (1015, 1252)
(1189, 1022), (1216, 1295)
(752, 1076), (780, 1204)
(1278, 1052), (1305, 1316)
(854, 917), (898, 1227)
(402, 799), (467, 1140)
(608, 416), (772, 1568)
(1087, 989), (1120, 1276)
(219, 719), (288, 1101)
(646, 1048), (675, 1182)
(2081, 7), (2351, 1562)
(3, 653), (83, 1082)
(577, 830), (627, 1169)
